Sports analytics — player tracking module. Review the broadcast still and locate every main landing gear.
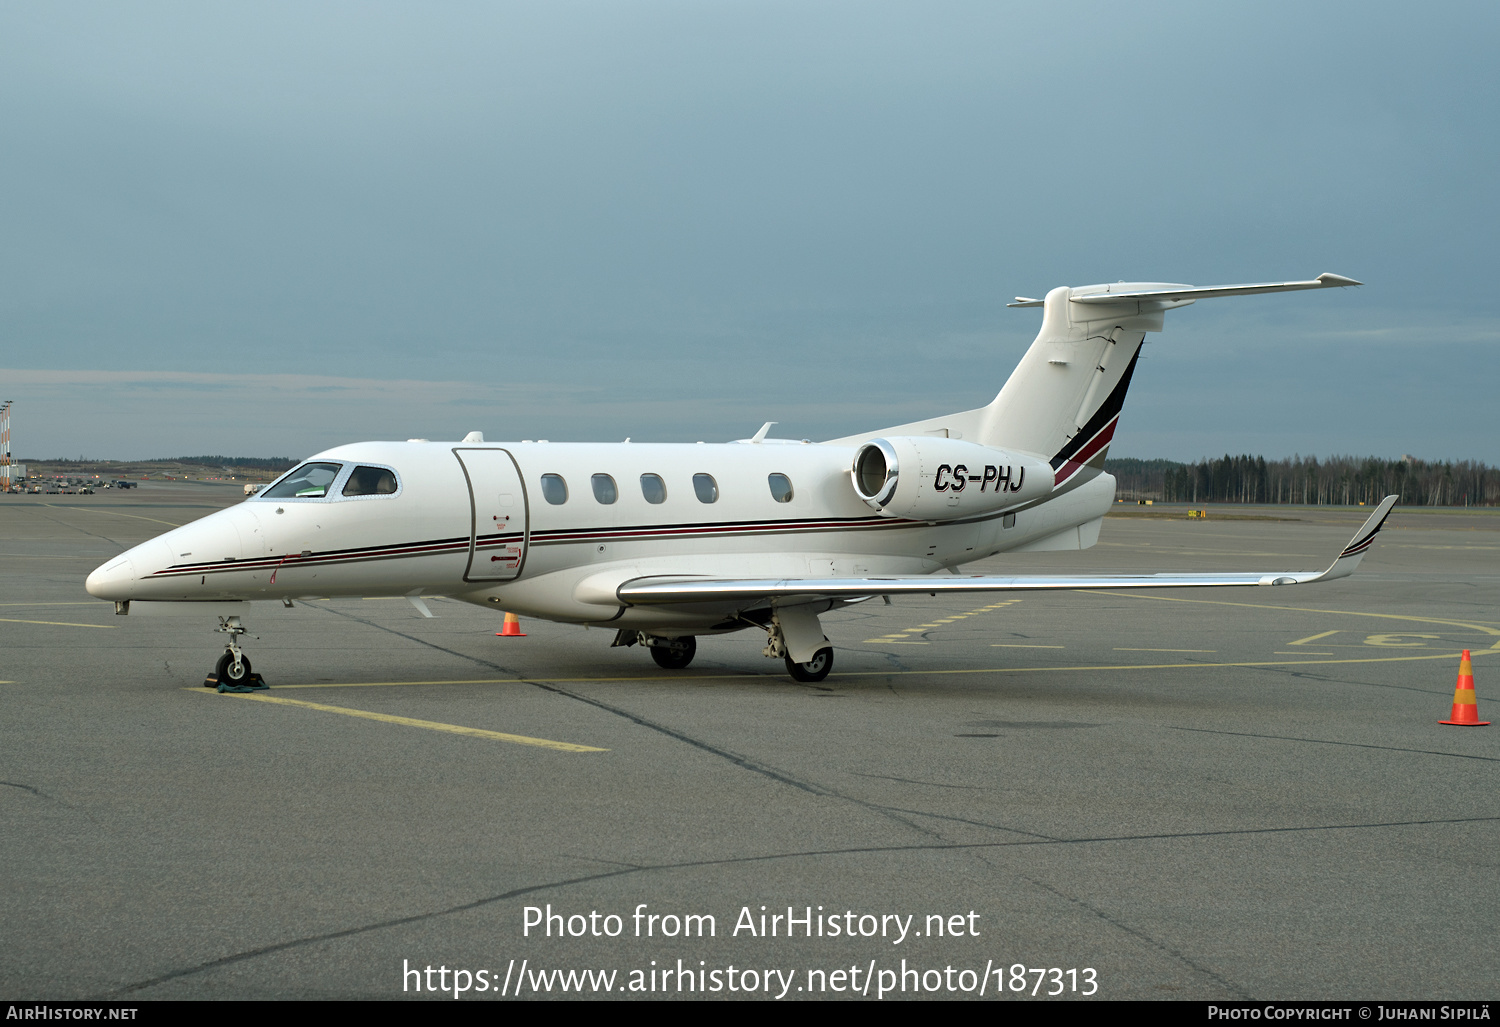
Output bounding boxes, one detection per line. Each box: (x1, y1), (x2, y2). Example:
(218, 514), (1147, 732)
(783, 647), (834, 683)
(205, 615), (268, 692)
(612, 630), (697, 670)
(763, 603), (834, 683)
(611, 608), (835, 683)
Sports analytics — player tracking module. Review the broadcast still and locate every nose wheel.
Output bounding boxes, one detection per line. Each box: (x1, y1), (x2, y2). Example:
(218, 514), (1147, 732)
(205, 615), (268, 692)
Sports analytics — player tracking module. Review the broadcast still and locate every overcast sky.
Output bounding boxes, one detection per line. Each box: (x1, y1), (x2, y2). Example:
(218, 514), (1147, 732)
(2, 1), (1496, 462)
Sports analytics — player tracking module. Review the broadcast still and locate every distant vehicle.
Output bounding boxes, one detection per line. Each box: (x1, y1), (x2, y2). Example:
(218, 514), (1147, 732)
(114, 481), (137, 489)
(76, 487), (94, 494)
(243, 483), (263, 496)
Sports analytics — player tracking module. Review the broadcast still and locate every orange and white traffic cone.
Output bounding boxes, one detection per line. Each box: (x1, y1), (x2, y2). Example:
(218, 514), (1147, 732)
(496, 611), (526, 637)
(1439, 650), (1489, 726)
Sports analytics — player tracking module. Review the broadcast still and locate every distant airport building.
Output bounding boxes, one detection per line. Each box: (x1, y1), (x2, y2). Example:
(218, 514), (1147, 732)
(0, 399), (12, 492)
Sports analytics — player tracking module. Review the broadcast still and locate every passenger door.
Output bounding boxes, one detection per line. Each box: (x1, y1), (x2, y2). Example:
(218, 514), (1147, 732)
(453, 449), (529, 582)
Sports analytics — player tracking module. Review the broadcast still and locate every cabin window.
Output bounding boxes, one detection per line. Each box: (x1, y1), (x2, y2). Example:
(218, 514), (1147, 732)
(767, 473), (794, 503)
(342, 466), (399, 496)
(693, 473), (718, 504)
(263, 462), (342, 499)
(591, 473), (618, 504)
(540, 474), (568, 505)
(640, 473), (666, 504)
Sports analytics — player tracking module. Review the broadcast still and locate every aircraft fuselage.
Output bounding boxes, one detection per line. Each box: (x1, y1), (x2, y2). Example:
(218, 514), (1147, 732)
(85, 440), (1113, 631)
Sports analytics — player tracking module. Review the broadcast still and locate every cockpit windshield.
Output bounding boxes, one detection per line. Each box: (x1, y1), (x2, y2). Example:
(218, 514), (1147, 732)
(262, 462), (342, 499)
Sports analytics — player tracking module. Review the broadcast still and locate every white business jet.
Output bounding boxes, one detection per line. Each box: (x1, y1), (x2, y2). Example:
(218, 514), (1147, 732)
(87, 273), (1394, 686)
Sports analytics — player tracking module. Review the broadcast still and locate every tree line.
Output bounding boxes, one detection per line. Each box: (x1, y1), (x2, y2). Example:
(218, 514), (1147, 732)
(1105, 455), (1499, 507)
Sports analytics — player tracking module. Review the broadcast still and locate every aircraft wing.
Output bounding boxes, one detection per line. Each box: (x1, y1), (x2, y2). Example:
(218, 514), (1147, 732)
(615, 497), (1397, 606)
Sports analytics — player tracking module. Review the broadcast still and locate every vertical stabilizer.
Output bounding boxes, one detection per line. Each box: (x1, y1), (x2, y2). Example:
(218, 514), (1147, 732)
(976, 285), (1159, 489)
(827, 273), (1358, 473)
(977, 273), (1359, 491)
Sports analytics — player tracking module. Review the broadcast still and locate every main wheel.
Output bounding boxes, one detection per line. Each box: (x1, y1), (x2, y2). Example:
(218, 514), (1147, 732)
(649, 636), (696, 670)
(785, 646), (833, 682)
(216, 652), (253, 685)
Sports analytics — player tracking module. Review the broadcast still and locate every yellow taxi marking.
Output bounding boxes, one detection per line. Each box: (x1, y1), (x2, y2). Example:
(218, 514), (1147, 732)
(1114, 647), (1216, 653)
(252, 647), (1500, 691)
(991, 643), (1064, 648)
(194, 690), (607, 752)
(0, 617), (115, 629)
(0, 602), (102, 607)
(1364, 633), (1442, 647)
(866, 599), (1022, 644)
(1275, 652), (1334, 655)
(1289, 630), (1340, 646)
(850, 649), (1499, 676)
(39, 504), (183, 527)
(1077, 591), (1500, 648)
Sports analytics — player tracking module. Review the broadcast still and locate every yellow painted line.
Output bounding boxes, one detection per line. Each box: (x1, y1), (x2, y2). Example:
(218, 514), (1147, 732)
(1114, 647), (1216, 653)
(0, 617), (115, 629)
(0, 602), (102, 607)
(1275, 651), (1333, 655)
(1289, 629), (1340, 646)
(991, 644), (1064, 648)
(259, 648), (1500, 691)
(1076, 591), (1500, 644)
(195, 690), (607, 752)
(270, 675), (775, 689)
(834, 650), (1499, 677)
(39, 503), (182, 527)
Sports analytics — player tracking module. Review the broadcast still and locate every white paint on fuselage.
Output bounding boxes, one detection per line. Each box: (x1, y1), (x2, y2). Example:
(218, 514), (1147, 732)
(85, 439), (1116, 633)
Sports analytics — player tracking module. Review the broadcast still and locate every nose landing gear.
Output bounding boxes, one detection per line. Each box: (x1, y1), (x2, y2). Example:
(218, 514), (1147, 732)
(204, 615), (268, 692)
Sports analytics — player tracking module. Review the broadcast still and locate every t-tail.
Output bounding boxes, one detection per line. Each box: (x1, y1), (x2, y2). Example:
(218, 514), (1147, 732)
(836, 273), (1360, 492)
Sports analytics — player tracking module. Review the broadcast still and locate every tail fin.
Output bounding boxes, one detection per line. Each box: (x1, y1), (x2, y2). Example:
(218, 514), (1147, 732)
(975, 274), (1360, 489)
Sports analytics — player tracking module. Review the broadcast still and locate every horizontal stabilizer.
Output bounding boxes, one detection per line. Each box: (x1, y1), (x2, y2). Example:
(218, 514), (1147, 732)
(616, 497), (1397, 605)
(1068, 273), (1361, 305)
(1006, 273), (1360, 308)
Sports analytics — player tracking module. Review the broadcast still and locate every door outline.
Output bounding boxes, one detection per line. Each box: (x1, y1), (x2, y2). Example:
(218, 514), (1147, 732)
(453, 448), (530, 583)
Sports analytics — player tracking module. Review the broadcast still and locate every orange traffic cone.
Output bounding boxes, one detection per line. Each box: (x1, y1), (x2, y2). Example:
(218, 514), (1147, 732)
(496, 611), (526, 637)
(1440, 650), (1489, 726)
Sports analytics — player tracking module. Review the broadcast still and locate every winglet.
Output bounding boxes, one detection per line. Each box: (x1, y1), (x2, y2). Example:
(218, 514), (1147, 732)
(1309, 495), (1398, 582)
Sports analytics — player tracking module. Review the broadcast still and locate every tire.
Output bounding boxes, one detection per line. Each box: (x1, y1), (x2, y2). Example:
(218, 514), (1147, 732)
(785, 646), (833, 682)
(649, 636), (696, 670)
(216, 652), (253, 685)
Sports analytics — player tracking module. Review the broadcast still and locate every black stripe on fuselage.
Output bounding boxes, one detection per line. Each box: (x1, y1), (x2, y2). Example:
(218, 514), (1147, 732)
(149, 514), (924, 578)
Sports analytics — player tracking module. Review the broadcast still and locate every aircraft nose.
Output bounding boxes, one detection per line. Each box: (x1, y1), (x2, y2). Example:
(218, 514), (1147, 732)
(86, 553), (136, 599)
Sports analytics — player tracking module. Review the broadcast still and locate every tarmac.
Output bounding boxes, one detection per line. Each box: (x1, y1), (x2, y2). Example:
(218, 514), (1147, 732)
(2, 483), (1498, 1000)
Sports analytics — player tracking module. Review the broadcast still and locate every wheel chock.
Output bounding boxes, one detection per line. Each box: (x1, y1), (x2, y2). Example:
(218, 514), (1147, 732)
(207, 672), (269, 693)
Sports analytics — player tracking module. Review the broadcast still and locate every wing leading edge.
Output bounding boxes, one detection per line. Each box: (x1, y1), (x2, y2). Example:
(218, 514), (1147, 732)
(615, 496), (1398, 606)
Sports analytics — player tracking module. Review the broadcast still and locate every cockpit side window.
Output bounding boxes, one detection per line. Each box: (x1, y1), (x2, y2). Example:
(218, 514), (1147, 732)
(263, 462), (343, 499)
(342, 466), (399, 496)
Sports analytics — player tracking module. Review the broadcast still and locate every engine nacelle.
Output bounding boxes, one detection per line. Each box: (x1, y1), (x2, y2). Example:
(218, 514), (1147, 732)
(851, 436), (1052, 520)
